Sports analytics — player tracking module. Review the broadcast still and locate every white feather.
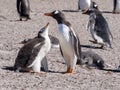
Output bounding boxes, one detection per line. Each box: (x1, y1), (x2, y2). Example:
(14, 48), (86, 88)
(78, 0), (91, 10)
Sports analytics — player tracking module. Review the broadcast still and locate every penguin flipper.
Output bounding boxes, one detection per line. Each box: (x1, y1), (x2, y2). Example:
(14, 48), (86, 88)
(69, 27), (81, 60)
(106, 27), (113, 40)
(60, 46), (63, 57)
(17, 0), (21, 14)
(26, 41), (45, 67)
(87, 14), (96, 32)
(41, 57), (48, 72)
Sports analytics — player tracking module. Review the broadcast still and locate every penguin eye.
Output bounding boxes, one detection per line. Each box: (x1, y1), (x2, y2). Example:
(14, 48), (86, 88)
(39, 28), (45, 33)
(54, 10), (59, 14)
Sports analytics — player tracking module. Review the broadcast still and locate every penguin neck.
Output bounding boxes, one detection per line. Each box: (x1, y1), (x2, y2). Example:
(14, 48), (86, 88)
(56, 19), (71, 27)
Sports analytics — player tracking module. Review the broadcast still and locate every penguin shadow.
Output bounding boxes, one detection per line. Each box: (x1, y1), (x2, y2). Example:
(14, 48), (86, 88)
(102, 68), (120, 73)
(2, 66), (48, 73)
(9, 19), (31, 22)
(80, 44), (103, 49)
(48, 70), (66, 74)
(62, 10), (80, 12)
(2, 66), (67, 74)
(2, 66), (15, 72)
(101, 11), (113, 14)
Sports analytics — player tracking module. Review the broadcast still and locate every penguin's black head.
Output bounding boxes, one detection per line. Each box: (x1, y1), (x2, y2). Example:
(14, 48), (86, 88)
(85, 9), (95, 15)
(92, 2), (98, 10)
(85, 9), (100, 16)
(38, 23), (49, 38)
(44, 10), (66, 23)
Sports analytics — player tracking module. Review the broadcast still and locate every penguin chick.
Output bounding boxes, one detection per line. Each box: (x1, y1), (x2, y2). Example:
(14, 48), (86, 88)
(14, 23), (51, 74)
(44, 10), (81, 74)
(113, 0), (120, 14)
(78, 50), (105, 70)
(16, 0), (31, 21)
(86, 9), (113, 49)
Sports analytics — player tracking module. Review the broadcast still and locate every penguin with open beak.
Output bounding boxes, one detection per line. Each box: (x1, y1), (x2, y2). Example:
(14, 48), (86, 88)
(113, 0), (120, 14)
(86, 9), (113, 49)
(14, 23), (51, 74)
(16, 0), (31, 21)
(44, 10), (81, 74)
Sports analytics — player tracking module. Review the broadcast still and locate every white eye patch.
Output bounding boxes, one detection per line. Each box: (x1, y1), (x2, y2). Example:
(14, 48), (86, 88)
(54, 10), (59, 14)
(94, 4), (98, 7)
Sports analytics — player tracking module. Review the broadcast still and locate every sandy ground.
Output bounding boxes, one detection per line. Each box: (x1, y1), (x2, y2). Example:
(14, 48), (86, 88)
(0, 0), (120, 90)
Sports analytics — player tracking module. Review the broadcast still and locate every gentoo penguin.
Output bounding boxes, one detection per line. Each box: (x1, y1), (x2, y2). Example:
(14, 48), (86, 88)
(79, 51), (117, 72)
(79, 50), (105, 70)
(14, 23), (51, 74)
(16, 0), (31, 21)
(86, 9), (113, 49)
(78, 0), (91, 13)
(113, 0), (120, 14)
(44, 10), (81, 73)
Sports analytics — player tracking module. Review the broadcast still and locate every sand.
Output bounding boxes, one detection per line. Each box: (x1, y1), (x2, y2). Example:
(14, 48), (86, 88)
(0, 0), (120, 90)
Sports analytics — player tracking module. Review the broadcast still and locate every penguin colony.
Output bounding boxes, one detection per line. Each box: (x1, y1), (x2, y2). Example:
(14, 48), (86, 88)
(13, 0), (120, 74)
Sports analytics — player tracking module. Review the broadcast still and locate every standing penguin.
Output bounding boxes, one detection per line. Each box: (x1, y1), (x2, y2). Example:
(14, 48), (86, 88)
(113, 0), (120, 14)
(14, 23), (51, 74)
(17, 0), (31, 21)
(44, 10), (81, 74)
(86, 9), (113, 49)
(78, 0), (91, 13)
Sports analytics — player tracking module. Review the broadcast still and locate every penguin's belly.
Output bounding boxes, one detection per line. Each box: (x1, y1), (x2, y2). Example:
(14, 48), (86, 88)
(28, 40), (51, 72)
(58, 24), (74, 61)
(115, 0), (120, 11)
(93, 32), (103, 44)
(79, 0), (91, 10)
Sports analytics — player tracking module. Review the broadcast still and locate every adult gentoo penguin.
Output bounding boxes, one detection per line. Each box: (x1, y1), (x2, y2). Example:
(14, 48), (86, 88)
(113, 0), (120, 14)
(44, 10), (81, 73)
(14, 23), (51, 74)
(78, 0), (91, 13)
(16, 0), (31, 21)
(86, 9), (113, 49)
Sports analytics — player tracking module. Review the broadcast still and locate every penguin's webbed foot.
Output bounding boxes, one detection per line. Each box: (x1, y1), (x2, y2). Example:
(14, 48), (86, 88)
(66, 68), (74, 74)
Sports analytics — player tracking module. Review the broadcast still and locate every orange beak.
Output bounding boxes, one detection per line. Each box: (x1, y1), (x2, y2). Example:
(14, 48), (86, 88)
(44, 13), (52, 16)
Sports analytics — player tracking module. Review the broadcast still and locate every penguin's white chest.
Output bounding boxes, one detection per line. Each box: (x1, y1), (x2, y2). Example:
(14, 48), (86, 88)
(79, 0), (91, 10)
(58, 24), (74, 59)
(28, 38), (51, 72)
(115, 0), (120, 11)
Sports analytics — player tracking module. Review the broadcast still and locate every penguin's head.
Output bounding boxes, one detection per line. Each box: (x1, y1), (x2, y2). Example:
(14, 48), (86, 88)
(38, 22), (49, 38)
(92, 2), (98, 10)
(44, 10), (65, 23)
(85, 9), (100, 16)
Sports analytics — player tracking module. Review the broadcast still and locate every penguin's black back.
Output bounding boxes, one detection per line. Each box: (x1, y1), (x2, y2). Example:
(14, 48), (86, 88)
(93, 10), (111, 43)
(17, 0), (30, 17)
